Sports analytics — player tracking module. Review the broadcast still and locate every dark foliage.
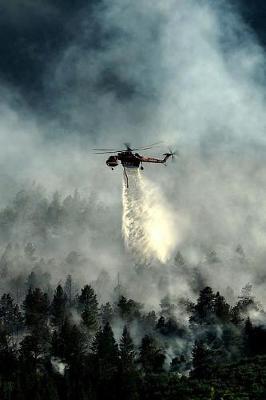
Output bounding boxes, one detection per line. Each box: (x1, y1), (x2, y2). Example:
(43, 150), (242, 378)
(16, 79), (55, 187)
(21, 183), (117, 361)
(0, 280), (264, 399)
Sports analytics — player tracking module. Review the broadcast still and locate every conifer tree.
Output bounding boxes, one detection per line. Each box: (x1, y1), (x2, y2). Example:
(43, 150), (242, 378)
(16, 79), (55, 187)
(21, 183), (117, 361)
(93, 322), (119, 368)
(21, 287), (51, 380)
(156, 316), (166, 332)
(120, 325), (135, 370)
(119, 326), (139, 400)
(51, 285), (67, 327)
(23, 288), (49, 330)
(52, 317), (87, 366)
(92, 323), (120, 399)
(191, 340), (211, 378)
(214, 292), (230, 322)
(244, 316), (253, 356)
(0, 293), (23, 336)
(138, 335), (165, 373)
(230, 304), (243, 325)
(78, 285), (98, 331)
(117, 296), (142, 322)
(190, 286), (216, 325)
(0, 326), (17, 387)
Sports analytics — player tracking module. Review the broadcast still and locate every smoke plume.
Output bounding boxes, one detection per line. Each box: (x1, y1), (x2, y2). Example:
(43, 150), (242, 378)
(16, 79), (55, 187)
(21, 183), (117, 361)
(0, 0), (265, 306)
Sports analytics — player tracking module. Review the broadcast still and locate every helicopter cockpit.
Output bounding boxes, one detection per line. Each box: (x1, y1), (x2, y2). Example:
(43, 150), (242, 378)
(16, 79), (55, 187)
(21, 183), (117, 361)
(106, 155), (119, 169)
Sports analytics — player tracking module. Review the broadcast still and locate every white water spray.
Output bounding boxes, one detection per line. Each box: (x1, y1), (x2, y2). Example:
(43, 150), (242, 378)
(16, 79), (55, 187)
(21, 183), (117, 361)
(122, 169), (181, 264)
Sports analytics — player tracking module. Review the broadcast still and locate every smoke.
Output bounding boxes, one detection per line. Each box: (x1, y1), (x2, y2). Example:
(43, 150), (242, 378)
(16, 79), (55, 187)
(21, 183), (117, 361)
(0, 0), (266, 306)
(122, 168), (186, 264)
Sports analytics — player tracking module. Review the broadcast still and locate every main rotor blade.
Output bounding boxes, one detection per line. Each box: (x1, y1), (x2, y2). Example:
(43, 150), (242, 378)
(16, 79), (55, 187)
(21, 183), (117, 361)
(93, 151), (120, 154)
(92, 148), (121, 151)
(132, 146), (159, 151)
(92, 141), (164, 153)
(131, 141), (164, 151)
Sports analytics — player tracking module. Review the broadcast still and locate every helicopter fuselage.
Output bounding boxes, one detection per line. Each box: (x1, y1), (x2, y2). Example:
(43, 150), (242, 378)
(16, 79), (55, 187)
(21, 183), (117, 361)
(106, 151), (171, 170)
(106, 151), (141, 169)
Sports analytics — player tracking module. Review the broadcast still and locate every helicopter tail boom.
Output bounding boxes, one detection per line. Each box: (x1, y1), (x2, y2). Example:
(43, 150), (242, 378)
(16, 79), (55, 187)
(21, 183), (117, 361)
(140, 153), (172, 163)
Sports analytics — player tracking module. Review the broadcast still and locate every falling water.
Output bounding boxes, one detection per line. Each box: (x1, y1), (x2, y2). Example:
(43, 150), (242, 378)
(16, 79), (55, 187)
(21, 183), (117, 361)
(122, 168), (180, 265)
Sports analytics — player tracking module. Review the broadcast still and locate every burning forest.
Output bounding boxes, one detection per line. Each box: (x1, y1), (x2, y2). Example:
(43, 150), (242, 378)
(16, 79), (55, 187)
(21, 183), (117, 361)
(0, 0), (266, 399)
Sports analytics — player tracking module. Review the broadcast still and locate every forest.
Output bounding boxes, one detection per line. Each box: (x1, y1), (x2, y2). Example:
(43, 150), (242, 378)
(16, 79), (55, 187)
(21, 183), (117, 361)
(0, 275), (266, 399)
(0, 188), (266, 400)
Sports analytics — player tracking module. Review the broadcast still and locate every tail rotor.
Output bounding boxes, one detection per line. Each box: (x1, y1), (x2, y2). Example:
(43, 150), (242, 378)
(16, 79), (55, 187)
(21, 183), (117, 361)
(163, 147), (179, 162)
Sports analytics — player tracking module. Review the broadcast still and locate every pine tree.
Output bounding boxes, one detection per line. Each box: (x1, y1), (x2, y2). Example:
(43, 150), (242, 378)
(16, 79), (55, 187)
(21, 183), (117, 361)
(0, 326), (17, 384)
(191, 340), (211, 378)
(19, 325), (52, 400)
(78, 285), (98, 332)
(117, 296), (142, 322)
(51, 285), (67, 327)
(190, 286), (216, 325)
(23, 288), (49, 330)
(244, 317), (253, 356)
(119, 326), (139, 400)
(164, 318), (182, 336)
(92, 323), (120, 399)
(120, 326), (135, 370)
(21, 287), (51, 380)
(156, 316), (166, 333)
(214, 292), (230, 322)
(20, 325), (51, 369)
(138, 335), (165, 373)
(0, 293), (23, 337)
(52, 317), (87, 365)
(230, 304), (243, 325)
(93, 323), (119, 367)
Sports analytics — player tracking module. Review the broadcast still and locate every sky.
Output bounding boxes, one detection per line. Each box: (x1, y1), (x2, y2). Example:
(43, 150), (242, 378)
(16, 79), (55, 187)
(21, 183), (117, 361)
(0, 1), (264, 108)
(0, 0), (266, 305)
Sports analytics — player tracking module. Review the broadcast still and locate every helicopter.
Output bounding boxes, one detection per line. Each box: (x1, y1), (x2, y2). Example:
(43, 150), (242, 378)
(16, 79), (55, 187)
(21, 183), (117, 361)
(92, 142), (177, 187)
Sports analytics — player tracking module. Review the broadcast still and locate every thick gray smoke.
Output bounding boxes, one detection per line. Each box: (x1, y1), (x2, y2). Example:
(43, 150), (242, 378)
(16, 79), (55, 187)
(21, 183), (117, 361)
(0, 0), (266, 306)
